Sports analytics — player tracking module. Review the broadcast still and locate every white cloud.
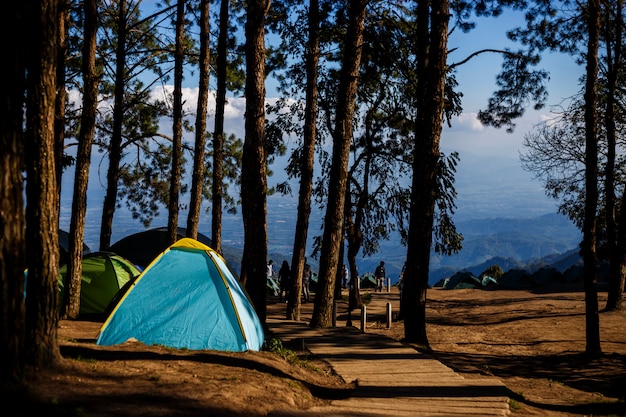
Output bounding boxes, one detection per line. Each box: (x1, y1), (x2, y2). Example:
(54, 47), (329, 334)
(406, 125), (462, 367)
(451, 112), (485, 132)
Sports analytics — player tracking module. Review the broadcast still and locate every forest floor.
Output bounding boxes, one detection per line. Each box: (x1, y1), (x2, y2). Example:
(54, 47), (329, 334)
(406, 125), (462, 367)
(10, 284), (626, 417)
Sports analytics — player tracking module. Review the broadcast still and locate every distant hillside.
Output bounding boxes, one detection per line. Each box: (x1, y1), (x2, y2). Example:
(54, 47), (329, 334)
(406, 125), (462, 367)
(426, 214), (581, 285)
(358, 213), (582, 285)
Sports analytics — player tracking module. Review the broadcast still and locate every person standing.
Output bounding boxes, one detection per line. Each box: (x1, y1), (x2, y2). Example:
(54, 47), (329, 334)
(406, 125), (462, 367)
(302, 258), (311, 303)
(266, 259), (274, 279)
(278, 260), (291, 302)
(374, 261), (386, 292)
(266, 260), (277, 296)
(342, 264), (349, 289)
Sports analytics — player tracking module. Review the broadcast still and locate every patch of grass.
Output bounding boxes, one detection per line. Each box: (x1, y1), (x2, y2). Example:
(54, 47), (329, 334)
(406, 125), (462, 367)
(509, 398), (521, 410)
(73, 356), (97, 364)
(265, 338), (321, 372)
(288, 380), (303, 390)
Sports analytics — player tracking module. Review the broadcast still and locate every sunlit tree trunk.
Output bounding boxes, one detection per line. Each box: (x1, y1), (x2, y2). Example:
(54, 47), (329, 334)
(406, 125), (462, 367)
(402, 0), (449, 346)
(241, 0), (270, 323)
(310, 0), (368, 328)
(63, 0), (99, 319)
(24, 0), (62, 367)
(187, 0), (210, 240)
(287, 0), (320, 321)
(100, 0), (127, 251)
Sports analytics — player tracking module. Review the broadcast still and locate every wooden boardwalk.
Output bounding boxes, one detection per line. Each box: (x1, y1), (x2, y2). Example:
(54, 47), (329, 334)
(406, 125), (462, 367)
(266, 293), (511, 416)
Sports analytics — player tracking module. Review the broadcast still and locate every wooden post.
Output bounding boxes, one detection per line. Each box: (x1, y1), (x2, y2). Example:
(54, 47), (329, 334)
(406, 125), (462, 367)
(386, 302), (392, 329)
(360, 305), (367, 332)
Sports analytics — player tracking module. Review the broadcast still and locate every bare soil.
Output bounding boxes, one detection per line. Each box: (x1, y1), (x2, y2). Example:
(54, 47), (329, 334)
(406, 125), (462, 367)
(10, 285), (626, 417)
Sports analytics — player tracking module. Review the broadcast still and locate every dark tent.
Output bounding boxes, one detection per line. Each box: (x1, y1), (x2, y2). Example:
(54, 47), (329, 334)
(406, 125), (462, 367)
(443, 271), (482, 290)
(109, 227), (213, 269)
(59, 229), (91, 266)
(531, 266), (565, 286)
(563, 264), (583, 282)
(360, 272), (377, 289)
(499, 269), (536, 289)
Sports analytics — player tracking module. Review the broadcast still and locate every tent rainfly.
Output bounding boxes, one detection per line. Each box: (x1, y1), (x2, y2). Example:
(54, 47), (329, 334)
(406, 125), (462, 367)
(109, 227), (213, 270)
(58, 251), (140, 318)
(96, 238), (265, 352)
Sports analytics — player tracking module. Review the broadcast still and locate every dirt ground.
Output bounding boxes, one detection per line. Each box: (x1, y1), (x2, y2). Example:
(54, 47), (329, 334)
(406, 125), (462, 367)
(12, 285), (626, 417)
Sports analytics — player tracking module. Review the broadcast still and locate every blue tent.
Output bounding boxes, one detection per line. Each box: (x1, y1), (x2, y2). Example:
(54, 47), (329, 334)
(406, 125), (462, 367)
(97, 238), (264, 352)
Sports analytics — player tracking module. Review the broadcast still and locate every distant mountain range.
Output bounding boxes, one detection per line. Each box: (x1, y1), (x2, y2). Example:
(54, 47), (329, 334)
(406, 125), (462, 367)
(258, 211), (583, 286)
(62, 181), (582, 287)
(362, 212), (582, 285)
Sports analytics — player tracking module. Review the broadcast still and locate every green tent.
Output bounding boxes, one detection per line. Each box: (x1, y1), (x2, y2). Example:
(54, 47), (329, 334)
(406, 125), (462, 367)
(59, 252), (141, 319)
(360, 272), (377, 289)
(443, 271), (482, 289)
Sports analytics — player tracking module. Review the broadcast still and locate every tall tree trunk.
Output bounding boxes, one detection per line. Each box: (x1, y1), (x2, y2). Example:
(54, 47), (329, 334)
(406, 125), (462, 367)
(24, 0), (62, 367)
(63, 0), (99, 319)
(100, 0), (127, 251)
(402, 0), (449, 346)
(582, 0), (601, 357)
(0, 0), (27, 386)
(605, 0), (624, 311)
(614, 182), (626, 310)
(212, 0), (228, 254)
(55, 0), (70, 199)
(344, 190), (363, 317)
(344, 108), (380, 315)
(168, 0), (185, 245)
(310, 0), (368, 329)
(187, 0), (210, 240)
(241, 0), (270, 323)
(287, 0), (320, 321)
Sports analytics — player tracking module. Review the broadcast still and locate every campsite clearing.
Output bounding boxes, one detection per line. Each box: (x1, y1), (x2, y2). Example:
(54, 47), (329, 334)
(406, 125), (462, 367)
(15, 286), (626, 417)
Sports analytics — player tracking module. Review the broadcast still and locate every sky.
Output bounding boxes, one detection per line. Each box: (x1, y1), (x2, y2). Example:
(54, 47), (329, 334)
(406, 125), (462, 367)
(427, 10), (582, 220)
(61, 3), (587, 253)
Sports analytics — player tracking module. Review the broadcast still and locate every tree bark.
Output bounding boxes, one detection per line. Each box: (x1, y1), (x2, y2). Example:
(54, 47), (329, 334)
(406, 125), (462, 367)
(604, 0), (624, 312)
(100, 0), (127, 251)
(310, 0), (368, 329)
(55, 0), (70, 199)
(582, 0), (601, 357)
(402, 0), (450, 347)
(187, 0), (211, 241)
(287, 0), (320, 321)
(241, 0), (270, 323)
(167, 0), (185, 245)
(0, 0), (27, 386)
(212, 0), (228, 254)
(63, 0), (99, 319)
(24, 0), (62, 367)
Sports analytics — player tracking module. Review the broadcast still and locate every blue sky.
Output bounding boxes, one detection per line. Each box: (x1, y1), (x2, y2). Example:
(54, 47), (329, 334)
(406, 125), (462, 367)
(436, 10), (582, 220)
(62, 4), (586, 252)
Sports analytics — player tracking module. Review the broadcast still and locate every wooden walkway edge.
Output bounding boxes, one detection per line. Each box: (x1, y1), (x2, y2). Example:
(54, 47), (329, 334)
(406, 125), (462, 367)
(266, 318), (511, 417)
